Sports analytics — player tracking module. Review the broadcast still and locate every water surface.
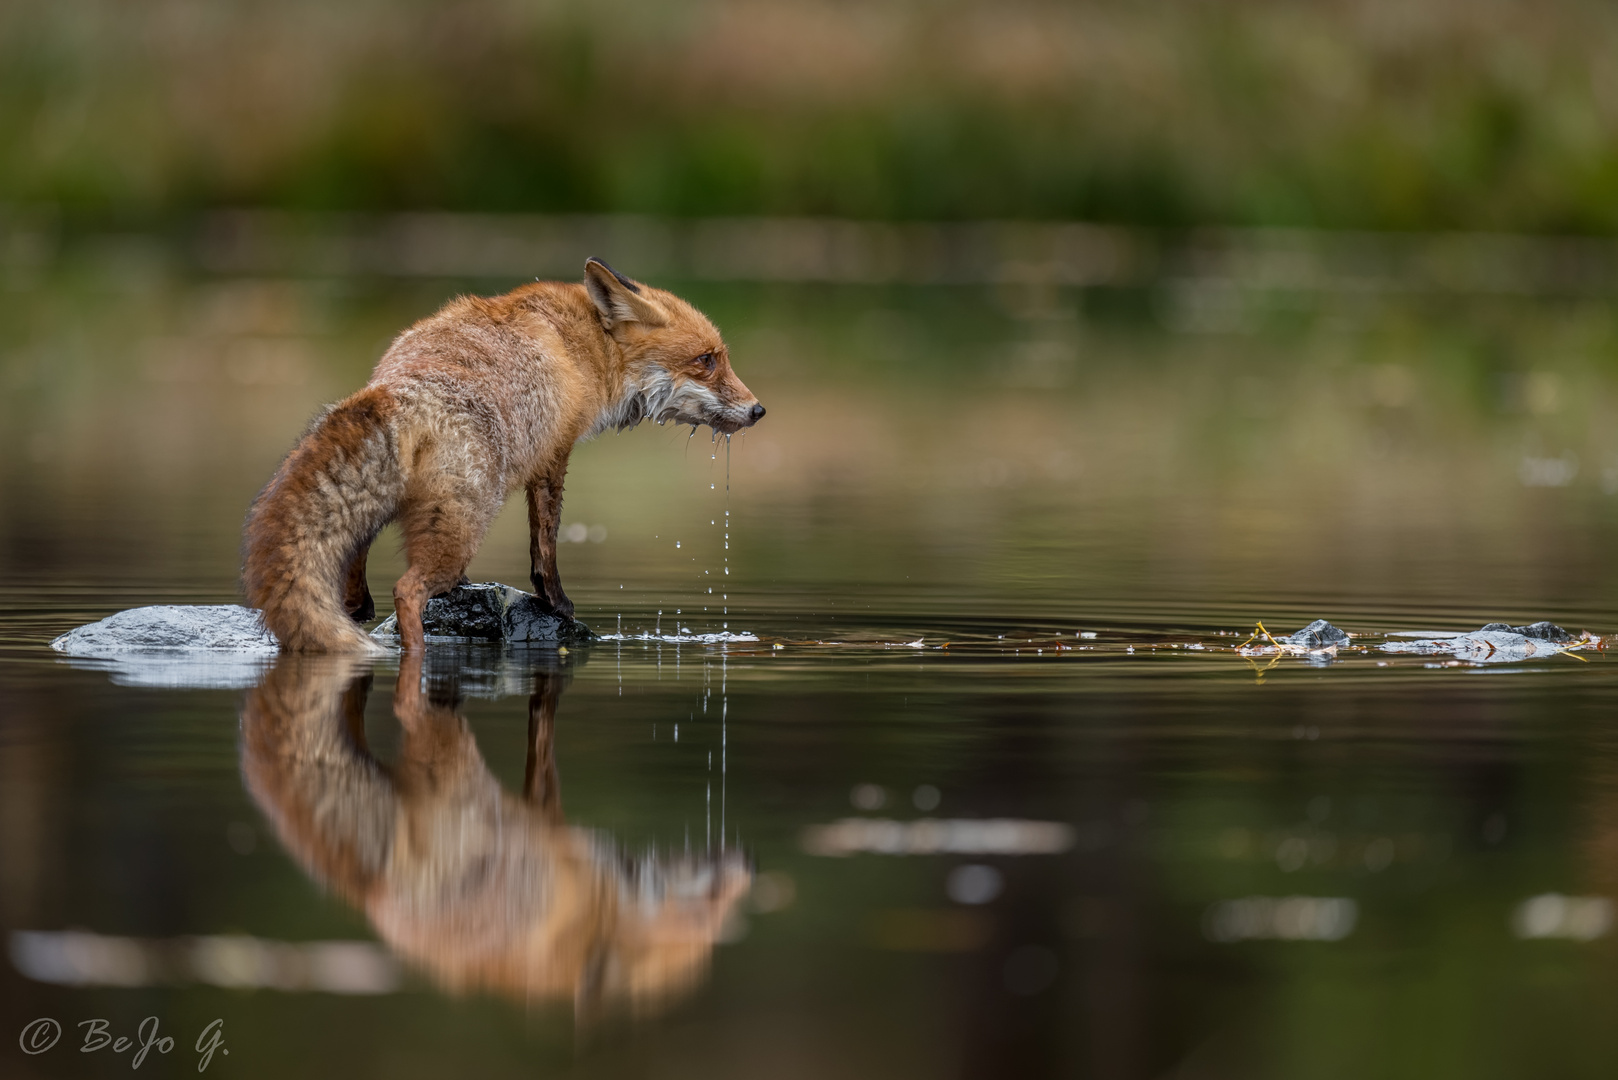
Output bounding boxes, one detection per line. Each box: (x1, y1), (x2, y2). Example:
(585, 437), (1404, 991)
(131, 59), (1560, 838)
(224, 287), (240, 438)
(3, 260), (1618, 1078)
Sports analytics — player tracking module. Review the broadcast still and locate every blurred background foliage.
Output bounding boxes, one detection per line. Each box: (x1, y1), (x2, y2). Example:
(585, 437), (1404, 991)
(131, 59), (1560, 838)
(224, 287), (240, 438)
(5, 0), (1618, 231)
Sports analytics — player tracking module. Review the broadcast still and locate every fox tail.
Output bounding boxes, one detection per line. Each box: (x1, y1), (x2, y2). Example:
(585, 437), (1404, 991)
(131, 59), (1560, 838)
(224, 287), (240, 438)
(244, 388), (404, 653)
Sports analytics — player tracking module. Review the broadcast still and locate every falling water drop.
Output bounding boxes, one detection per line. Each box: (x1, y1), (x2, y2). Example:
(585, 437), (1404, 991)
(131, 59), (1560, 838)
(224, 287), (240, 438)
(722, 437), (732, 625)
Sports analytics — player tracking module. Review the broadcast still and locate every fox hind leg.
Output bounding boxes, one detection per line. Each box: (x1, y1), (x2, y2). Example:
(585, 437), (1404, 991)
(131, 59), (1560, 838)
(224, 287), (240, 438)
(342, 538), (376, 623)
(393, 496), (492, 653)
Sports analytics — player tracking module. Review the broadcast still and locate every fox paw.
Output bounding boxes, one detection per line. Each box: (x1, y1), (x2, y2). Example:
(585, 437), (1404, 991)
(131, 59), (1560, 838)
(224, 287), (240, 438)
(529, 577), (575, 620)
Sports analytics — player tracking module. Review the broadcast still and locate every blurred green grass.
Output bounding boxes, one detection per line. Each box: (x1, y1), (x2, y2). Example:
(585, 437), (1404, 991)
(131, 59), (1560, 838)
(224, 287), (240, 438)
(5, 0), (1618, 231)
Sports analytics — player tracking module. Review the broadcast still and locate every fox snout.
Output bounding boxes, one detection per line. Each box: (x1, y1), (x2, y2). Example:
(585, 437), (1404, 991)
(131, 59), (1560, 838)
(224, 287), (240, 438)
(713, 396), (764, 433)
(705, 372), (765, 433)
(723, 368), (765, 430)
(728, 399), (765, 430)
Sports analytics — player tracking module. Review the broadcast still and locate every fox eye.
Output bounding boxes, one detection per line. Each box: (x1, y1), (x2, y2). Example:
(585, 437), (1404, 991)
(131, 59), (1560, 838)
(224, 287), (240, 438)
(695, 352), (716, 372)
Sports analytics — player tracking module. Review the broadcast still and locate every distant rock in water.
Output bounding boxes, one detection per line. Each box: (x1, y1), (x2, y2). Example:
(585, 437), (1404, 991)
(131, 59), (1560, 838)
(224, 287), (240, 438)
(52, 605), (279, 656)
(1380, 621), (1580, 663)
(369, 583), (592, 645)
(1477, 621), (1575, 643)
(1282, 620), (1352, 649)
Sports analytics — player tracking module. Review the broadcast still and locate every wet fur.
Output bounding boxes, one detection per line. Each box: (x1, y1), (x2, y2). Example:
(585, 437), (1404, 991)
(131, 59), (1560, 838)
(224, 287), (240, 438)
(243, 260), (762, 652)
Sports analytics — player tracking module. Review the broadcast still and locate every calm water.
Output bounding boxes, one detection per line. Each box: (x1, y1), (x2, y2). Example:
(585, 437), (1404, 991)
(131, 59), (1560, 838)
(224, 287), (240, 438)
(3, 258), (1618, 1078)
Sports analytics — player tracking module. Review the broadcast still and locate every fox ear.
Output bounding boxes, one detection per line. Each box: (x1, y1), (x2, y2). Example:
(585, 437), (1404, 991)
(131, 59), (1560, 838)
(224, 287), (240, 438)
(584, 258), (668, 328)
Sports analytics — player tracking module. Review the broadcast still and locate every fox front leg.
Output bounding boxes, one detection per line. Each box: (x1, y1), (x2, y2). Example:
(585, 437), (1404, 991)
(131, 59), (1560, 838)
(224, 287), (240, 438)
(526, 471), (574, 619)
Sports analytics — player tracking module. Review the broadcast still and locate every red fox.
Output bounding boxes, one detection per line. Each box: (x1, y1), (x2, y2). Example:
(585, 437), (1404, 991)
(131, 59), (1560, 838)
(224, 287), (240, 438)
(244, 259), (764, 652)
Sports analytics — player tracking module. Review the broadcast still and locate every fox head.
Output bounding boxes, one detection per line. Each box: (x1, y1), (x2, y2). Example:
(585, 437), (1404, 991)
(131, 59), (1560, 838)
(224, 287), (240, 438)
(584, 258), (765, 434)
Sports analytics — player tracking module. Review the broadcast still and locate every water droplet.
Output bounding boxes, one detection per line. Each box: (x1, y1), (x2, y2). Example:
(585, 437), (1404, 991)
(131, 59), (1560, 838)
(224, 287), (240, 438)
(675, 541), (681, 548)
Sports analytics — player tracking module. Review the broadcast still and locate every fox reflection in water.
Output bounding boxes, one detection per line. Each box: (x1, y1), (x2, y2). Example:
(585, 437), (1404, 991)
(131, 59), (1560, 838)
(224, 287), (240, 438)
(239, 652), (751, 1013)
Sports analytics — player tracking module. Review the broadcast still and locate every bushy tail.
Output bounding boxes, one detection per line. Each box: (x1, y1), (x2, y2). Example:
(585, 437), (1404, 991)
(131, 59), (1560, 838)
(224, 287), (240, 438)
(244, 388), (405, 652)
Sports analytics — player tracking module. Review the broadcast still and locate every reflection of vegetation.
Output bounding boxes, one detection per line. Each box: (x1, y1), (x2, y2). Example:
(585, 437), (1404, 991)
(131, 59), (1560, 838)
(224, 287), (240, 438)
(6, 0), (1618, 230)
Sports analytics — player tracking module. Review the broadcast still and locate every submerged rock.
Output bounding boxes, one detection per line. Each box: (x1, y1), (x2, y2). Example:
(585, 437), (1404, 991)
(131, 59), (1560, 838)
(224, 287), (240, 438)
(52, 605), (279, 656)
(50, 604), (280, 689)
(1282, 619), (1351, 649)
(1234, 618), (1352, 665)
(369, 582), (592, 646)
(1379, 622), (1580, 663)
(1478, 621), (1575, 643)
(50, 589), (589, 688)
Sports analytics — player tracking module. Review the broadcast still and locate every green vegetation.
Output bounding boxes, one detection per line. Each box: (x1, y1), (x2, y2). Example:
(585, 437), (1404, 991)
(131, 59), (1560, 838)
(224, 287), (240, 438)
(5, 0), (1618, 230)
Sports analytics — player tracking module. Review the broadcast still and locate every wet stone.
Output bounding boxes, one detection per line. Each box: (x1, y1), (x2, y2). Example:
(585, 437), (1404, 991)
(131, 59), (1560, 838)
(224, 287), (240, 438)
(1479, 621), (1575, 643)
(50, 605), (280, 689)
(370, 583), (592, 646)
(1379, 622), (1579, 664)
(51, 604), (279, 656)
(1283, 619), (1351, 649)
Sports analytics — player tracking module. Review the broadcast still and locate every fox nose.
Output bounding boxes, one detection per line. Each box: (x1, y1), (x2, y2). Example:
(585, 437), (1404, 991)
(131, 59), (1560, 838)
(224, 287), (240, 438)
(749, 403), (766, 423)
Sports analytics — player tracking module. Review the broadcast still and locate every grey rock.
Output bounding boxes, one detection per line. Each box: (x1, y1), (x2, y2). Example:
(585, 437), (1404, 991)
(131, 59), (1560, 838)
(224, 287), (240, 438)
(50, 604), (281, 689)
(1478, 621), (1575, 643)
(1283, 619), (1351, 649)
(1379, 628), (1573, 664)
(52, 604), (280, 655)
(370, 583), (591, 646)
